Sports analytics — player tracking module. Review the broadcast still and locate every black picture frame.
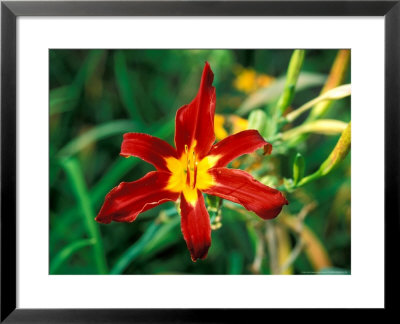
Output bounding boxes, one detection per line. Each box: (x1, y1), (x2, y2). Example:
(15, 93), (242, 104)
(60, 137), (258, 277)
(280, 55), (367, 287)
(1, 0), (398, 321)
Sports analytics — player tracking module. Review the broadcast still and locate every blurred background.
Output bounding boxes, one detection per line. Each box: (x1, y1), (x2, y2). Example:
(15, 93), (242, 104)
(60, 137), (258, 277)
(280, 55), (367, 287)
(50, 49), (351, 275)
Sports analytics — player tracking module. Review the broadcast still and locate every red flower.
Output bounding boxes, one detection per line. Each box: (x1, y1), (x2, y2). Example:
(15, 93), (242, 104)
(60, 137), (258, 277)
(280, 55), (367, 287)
(96, 63), (288, 261)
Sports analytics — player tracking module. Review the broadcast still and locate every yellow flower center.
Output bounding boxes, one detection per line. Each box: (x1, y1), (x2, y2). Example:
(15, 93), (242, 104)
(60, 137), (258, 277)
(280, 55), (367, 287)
(165, 141), (219, 205)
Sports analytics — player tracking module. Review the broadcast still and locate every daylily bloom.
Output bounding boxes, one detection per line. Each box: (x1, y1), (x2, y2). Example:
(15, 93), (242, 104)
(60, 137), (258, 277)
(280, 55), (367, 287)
(96, 62), (288, 261)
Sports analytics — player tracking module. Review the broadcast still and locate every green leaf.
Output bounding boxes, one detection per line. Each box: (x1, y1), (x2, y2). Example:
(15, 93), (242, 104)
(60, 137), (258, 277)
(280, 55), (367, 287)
(228, 251), (244, 274)
(110, 221), (160, 274)
(141, 211), (180, 258)
(58, 120), (137, 158)
(237, 72), (325, 115)
(61, 158), (108, 274)
(50, 86), (80, 115)
(114, 51), (145, 123)
(50, 238), (95, 274)
(50, 50), (105, 116)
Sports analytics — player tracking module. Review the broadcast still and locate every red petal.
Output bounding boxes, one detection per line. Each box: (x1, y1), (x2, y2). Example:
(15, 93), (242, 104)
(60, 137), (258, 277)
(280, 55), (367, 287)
(180, 190), (211, 261)
(96, 171), (179, 224)
(175, 62), (216, 159)
(120, 133), (177, 172)
(208, 130), (271, 168)
(203, 168), (288, 220)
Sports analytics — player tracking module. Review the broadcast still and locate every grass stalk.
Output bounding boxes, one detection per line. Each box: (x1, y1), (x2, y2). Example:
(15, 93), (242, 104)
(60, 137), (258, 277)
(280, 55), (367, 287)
(62, 158), (108, 274)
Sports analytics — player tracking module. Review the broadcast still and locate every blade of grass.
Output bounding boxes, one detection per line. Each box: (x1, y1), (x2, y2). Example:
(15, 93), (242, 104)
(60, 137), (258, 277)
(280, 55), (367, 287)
(51, 50), (105, 115)
(141, 214), (180, 258)
(110, 222), (159, 274)
(228, 251), (244, 274)
(62, 158), (108, 274)
(111, 209), (178, 274)
(58, 120), (137, 158)
(50, 85), (80, 115)
(114, 50), (145, 124)
(50, 238), (95, 274)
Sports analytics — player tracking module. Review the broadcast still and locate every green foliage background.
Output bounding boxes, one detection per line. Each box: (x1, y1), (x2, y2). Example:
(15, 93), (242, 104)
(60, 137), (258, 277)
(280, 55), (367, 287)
(50, 49), (351, 275)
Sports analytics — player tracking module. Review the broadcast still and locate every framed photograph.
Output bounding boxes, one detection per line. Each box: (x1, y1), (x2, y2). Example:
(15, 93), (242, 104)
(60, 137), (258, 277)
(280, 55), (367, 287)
(1, 0), (398, 321)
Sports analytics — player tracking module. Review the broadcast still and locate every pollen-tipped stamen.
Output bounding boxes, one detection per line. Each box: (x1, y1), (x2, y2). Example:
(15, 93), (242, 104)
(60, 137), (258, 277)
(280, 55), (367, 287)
(185, 145), (191, 185)
(193, 155), (198, 189)
(183, 145), (199, 189)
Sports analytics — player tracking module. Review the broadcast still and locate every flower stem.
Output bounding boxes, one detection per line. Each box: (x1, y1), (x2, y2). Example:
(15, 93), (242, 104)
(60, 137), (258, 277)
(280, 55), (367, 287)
(281, 119), (347, 141)
(275, 49), (305, 115)
(308, 49), (351, 120)
(283, 84), (351, 124)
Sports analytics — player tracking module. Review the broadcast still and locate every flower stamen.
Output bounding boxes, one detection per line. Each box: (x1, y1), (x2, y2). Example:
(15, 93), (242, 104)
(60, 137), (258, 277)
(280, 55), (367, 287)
(193, 158), (198, 189)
